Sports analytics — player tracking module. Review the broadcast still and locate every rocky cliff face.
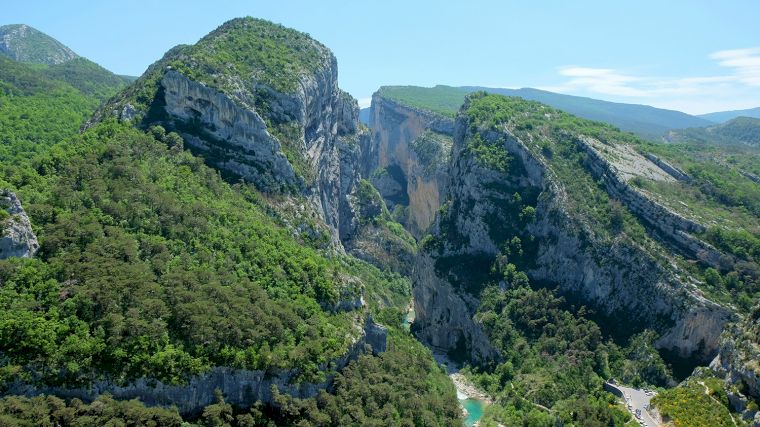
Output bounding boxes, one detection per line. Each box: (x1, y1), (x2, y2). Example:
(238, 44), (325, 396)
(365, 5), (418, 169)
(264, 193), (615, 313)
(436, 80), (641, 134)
(10, 315), (387, 417)
(90, 19), (372, 253)
(362, 94), (454, 238)
(0, 24), (79, 65)
(711, 308), (760, 423)
(0, 190), (39, 259)
(413, 97), (732, 364)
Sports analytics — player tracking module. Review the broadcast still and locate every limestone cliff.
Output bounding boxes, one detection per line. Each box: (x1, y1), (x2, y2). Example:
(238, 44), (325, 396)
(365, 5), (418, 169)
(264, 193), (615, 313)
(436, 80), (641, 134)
(89, 18), (369, 253)
(9, 315), (387, 417)
(711, 307), (760, 423)
(413, 94), (732, 364)
(0, 190), (39, 259)
(362, 93), (454, 238)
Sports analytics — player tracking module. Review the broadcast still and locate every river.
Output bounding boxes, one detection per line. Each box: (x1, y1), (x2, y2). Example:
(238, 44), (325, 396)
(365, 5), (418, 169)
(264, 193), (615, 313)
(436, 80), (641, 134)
(404, 302), (489, 426)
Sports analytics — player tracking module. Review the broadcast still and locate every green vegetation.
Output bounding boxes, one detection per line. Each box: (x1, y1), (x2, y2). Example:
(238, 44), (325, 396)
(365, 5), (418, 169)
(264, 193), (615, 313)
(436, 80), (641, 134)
(0, 394), (184, 426)
(409, 130), (452, 176)
(465, 277), (645, 426)
(0, 46), (458, 424)
(91, 17), (337, 186)
(668, 116), (760, 147)
(40, 57), (130, 100)
(460, 92), (760, 308)
(635, 141), (760, 310)
(463, 92), (647, 243)
(651, 378), (735, 427)
(0, 56), (107, 159)
(170, 17), (328, 95)
(376, 85), (711, 140)
(0, 334), (461, 427)
(346, 180), (417, 274)
(0, 122), (373, 386)
(270, 332), (461, 426)
(377, 85), (468, 117)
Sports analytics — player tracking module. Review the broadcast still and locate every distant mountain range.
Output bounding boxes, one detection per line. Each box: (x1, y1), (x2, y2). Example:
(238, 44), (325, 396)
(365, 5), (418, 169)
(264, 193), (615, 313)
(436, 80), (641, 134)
(0, 23), (131, 101)
(464, 86), (714, 140)
(365, 85), (760, 143)
(667, 116), (760, 147)
(699, 107), (760, 123)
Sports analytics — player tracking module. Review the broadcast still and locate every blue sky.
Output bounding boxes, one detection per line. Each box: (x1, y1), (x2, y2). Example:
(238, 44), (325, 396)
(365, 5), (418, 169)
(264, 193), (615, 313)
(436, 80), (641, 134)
(4, 0), (759, 114)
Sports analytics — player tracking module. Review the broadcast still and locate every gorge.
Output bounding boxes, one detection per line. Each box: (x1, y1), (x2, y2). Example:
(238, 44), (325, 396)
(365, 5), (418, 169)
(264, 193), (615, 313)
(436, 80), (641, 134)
(0, 15), (759, 427)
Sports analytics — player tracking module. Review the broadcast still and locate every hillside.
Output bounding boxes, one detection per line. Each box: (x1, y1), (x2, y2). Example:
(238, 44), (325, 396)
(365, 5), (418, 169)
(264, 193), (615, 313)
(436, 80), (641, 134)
(0, 17), (462, 426)
(2, 13), (760, 427)
(0, 24), (78, 65)
(368, 90), (759, 424)
(667, 116), (760, 147)
(371, 85), (712, 140)
(700, 106), (760, 123)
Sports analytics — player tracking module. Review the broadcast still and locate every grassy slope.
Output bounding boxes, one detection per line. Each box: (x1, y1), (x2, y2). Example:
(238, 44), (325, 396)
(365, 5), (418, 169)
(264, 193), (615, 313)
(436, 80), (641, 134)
(0, 20), (461, 425)
(667, 116), (760, 147)
(377, 85), (468, 117)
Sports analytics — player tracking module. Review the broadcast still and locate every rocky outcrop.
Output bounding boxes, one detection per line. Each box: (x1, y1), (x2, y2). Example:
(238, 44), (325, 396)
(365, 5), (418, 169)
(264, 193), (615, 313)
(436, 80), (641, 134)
(413, 103), (732, 363)
(0, 190), (39, 259)
(161, 70), (298, 192)
(92, 28), (370, 251)
(0, 24), (79, 65)
(711, 309), (760, 423)
(577, 137), (730, 271)
(362, 94), (454, 238)
(9, 315), (386, 416)
(643, 153), (692, 182)
(413, 254), (500, 363)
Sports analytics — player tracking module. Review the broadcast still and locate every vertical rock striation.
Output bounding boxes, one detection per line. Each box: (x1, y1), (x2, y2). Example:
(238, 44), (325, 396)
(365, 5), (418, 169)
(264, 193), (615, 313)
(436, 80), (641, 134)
(0, 190), (39, 259)
(362, 94), (454, 238)
(413, 96), (732, 364)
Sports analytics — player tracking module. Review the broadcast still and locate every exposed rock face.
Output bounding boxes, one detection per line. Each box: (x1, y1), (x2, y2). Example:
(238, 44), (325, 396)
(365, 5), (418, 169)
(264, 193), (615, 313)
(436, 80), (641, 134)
(413, 106), (731, 363)
(362, 94), (454, 238)
(577, 136), (727, 270)
(161, 70), (298, 192)
(94, 35), (368, 250)
(10, 315), (387, 416)
(643, 152), (692, 182)
(711, 309), (760, 422)
(0, 24), (79, 65)
(413, 254), (500, 363)
(0, 190), (39, 259)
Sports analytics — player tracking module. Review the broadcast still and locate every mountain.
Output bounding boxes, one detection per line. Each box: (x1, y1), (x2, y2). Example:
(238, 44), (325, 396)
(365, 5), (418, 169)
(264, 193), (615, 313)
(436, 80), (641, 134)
(699, 106), (760, 123)
(0, 24), (78, 65)
(374, 85), (713, 140)
(40, 57), (133, 100)
(369, 88), (760, 424)
(0, 17), (460, 426)
(468, 87), (714, 140)
(667, 116), (760, 147)
(2, 14), (760, 427)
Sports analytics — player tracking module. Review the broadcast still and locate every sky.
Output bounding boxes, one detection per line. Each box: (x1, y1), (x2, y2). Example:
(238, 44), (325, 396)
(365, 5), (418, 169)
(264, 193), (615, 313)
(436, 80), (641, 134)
(4, 0), (760, 115)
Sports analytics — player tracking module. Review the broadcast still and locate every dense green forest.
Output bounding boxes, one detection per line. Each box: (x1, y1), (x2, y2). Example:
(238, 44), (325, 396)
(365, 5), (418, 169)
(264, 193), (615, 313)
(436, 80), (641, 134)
(3, 15), (760, 427)
(0, 32), (461, 424)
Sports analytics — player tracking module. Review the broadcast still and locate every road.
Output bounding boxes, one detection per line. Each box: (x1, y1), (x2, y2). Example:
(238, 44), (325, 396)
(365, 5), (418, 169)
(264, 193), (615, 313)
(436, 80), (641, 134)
(606, 382), (659, 426)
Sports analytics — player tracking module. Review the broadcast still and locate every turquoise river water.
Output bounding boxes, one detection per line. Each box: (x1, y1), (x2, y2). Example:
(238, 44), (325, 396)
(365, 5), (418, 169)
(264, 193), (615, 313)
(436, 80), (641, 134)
(461, 398), (485, 426)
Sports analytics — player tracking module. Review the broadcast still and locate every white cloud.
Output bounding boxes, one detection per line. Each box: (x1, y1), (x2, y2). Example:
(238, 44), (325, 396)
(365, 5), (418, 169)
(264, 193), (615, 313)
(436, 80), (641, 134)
(543, 47), (760, 114)
(555, 67), (648, 97)
(357, 97), (372, 109)
(710, 47), (760, 86)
